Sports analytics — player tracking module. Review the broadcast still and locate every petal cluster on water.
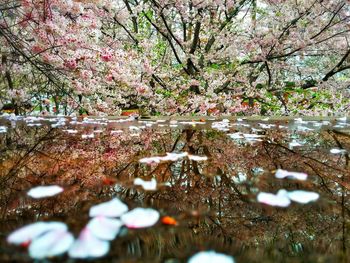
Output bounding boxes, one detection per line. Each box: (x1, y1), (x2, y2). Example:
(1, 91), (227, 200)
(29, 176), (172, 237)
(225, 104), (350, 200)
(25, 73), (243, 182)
(7, 222), (67, 245)
(257, 189), (319, 207)
(70, 198), (159, 258)
(7, 222), (73, 259)
(8, 197), (160, 259)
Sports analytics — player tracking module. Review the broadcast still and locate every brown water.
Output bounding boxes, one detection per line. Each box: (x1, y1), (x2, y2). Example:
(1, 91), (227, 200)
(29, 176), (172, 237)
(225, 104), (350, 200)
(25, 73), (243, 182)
(0, 116), (349, 262)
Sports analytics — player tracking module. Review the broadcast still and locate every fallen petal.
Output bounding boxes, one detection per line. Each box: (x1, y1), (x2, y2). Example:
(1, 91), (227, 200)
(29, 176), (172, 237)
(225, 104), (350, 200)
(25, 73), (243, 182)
(257, 190), (291, 207)
(68, 228), (110, 259)
(87, 217), (122, 240)
(228, 133), (243, 139)
(121, 208), (160, 228)
(287, 190), (320, 204)
(89, 198), (128, 218)
(288, 141), (303, 148)
(63, 129), (78, 134)
(162, 152), (188, 161)
(29, 229), (74, 259)
(188, 155), (208, 161)
(7, 222), (67, 245)
(139, 156), (161, 164)
(330, 148), (347, 154)
(275, 169), (308, 181)
(134, 178), (157, 191)
(27, 185), (64, 199)
(0, 126), (8, 133)
(243, 133), (265, 138)
(188, 251), (235, 263)
(82, 134), (94, 139)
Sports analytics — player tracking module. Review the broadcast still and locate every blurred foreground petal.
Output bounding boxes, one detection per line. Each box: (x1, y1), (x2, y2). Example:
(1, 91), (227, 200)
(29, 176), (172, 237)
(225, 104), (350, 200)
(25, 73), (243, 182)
(257, 190), (291, 207)
(188, 251), (235, 263)
(7, 222), (67, 245)
(287, 190), (320, 204)
(29, 229), (74, 259)
(121, 208), (160, 228)
(134, 178), (157, 191)
(68, 228), (110, 259)
(275, 169), (308, 181)
(188, 155), (208, 161)
(87, 217), (122, 240)
(89, 198), (128, 218)
(27, 185), (64, 199)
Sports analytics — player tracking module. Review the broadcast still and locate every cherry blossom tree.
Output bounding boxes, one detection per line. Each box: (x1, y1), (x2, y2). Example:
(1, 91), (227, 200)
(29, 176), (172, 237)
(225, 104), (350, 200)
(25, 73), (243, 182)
(1, 0), (349, 115)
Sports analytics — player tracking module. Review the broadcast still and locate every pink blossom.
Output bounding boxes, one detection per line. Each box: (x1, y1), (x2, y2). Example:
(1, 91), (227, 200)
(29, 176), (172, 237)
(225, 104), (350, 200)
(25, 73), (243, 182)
(64, 59), (77, 70)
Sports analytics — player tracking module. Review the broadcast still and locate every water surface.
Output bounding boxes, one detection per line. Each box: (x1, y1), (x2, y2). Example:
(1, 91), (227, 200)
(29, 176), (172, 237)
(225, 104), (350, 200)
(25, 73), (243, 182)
(0, 116), (349, 262)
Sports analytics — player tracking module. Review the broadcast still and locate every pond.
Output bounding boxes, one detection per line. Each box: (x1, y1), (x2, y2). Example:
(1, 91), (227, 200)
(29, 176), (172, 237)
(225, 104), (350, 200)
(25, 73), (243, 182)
(0, 115), (349, 262)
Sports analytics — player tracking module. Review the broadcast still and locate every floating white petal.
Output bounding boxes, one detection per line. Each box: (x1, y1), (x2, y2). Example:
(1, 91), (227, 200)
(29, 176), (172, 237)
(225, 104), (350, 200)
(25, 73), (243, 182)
(257, 190), (291, 207)
(188, 251), (235, 263)
(259, 123), (275, 129)
(121, 208), (160, 228)
(287, 190), (320, 204)
(275, 169), (308, 181)
(139, 152), (188, 164)
(7, 222), (67, 245)
(82, 134), (94, 139)
(27, 185), (64, 199)
(188, 155), (208, 161)
(139, 156), (161, 164)
(111, 130), (123, 135)
(134, 178), (157, 191)
(297, 126), (314, 131)
(330, 148), (347, 154)
(89, 198), (128, 218)
(289, 141), (303, 148)
(29, 229), (74, 259)
(228, 133), (243, 139)
(63, 129), (78, 134)
(162, 152), (188, 161)
(0, 126), (8, 133)
(87, 217), (122, 240)
(68, 228), (110, 259)
(243, 133), (265, 138)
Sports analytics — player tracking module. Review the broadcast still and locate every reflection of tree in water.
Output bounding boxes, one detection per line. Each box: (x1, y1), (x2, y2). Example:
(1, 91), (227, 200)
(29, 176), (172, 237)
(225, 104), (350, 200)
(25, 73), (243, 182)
(0, 120), (349, 262)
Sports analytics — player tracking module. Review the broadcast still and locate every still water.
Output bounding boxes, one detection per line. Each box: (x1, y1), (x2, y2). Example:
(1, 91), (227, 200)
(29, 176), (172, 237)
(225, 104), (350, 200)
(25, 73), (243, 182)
(0, 116), (349, 262)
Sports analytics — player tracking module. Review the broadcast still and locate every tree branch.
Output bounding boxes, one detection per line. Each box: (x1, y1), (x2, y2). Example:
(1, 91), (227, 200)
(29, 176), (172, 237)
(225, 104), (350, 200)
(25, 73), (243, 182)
(323, 49), (350, 81)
